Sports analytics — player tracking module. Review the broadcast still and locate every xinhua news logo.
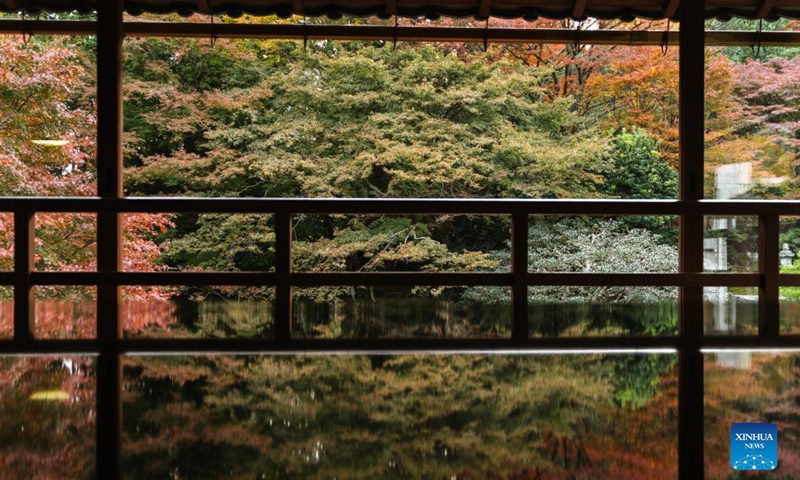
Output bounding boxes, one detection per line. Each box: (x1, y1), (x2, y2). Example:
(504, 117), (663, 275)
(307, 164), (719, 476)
(730, 423), (778, 471)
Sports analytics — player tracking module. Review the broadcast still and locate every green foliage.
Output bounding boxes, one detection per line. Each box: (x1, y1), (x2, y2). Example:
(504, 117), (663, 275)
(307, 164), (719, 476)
(603, 128), (677, 199)
(124, 42), (608, 200)
(160, 214), (276, 273)
(293, 216), (498, 276)
(780, 261), (800, 299)
(121, 41), (612, 285)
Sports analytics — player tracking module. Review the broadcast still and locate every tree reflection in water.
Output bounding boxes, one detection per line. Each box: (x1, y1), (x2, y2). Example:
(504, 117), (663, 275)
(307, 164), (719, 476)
(121, 354), (678, 480)
(705, 353), (800, 480)
(3, 300), (799, 480)
(0, 356), (95, 480)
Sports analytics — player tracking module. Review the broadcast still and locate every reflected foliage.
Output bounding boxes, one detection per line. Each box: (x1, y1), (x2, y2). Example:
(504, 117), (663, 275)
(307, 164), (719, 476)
(122, 355), (677, 480)
(705, 353), (800, 480)
(0, 357), (95, 480)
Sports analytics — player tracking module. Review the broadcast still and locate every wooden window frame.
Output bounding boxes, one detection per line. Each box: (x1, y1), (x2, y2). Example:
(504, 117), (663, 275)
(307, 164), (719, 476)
(0, 1), (797, 477)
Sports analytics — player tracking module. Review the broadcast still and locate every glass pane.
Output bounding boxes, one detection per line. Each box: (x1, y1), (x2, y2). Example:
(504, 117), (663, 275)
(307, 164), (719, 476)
(706, 18), (800, 33)
(0, 35), (96, 197)
(123, 37), (677, 200)
(779, 217), (800, 333)
(122, 213), (275, 272)
(704, 24), (800, 201)
(705, 351), (800, 479)
(780, 216), (800, 273)
(704, 287), (759, 336)
(528, 286), (679, 336)
(122, 286), (275, 339)
(527, 216), (678, 273)
(123, 353), (677, 479)
(0, 11), (97, 20)
(0, 291), (11, 339)
(704, 216), (758, 273)
(294, 286), (510, 338)
(779, 287), (800, 335)
(293, 214), (509, 273)
(0, 356), (95, 479)
(35, 213), (97, 272)
(123, 12), (218, 22)
(35, 286), (96, 339)
(0, 212), (12, 271)
(0, 211), (11, 337)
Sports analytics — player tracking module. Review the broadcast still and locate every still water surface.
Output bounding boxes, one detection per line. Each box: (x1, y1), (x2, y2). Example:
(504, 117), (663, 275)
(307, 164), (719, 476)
(1, 296), (798, 480)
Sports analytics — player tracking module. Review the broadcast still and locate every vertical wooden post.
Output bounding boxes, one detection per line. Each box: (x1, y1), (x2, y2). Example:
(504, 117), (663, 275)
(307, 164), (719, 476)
(678, 1), (706, 479)
(96, 1), (124, 479)
(274, 212), (292, 343)
(511, 212), (528, 342)
(759, 215), (780, 336)
(13, 211), (34, 344)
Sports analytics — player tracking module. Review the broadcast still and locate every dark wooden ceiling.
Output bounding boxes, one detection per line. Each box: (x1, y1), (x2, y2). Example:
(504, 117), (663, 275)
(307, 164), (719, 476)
(2, 0), (798, 21)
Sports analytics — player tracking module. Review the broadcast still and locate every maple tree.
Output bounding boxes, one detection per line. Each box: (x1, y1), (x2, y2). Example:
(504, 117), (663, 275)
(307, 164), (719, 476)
(704, 43), (800, 201)
(0, 35), (175, 337)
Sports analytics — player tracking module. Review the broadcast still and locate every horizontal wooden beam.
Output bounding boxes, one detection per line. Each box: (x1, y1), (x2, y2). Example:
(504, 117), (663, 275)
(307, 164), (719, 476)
(4, 197), (800, 215)
(778, 274), (800, 287)
(0, 196), (682, 215)
(21, 271), (760, 287)
(0, 19), (97, 35)
(30, 271), (278, 286)
(122, 336), (680, 352)
(2, 335), (800, 355)
(124, 22), (684, 44)
(2, 20), (800, 46)
(699, 336), (800, 349)
(526, 272), (759, 287)
(0, 337), (677, 354)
